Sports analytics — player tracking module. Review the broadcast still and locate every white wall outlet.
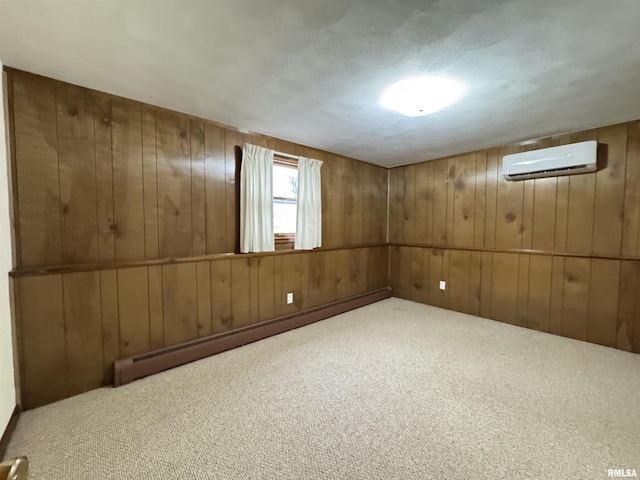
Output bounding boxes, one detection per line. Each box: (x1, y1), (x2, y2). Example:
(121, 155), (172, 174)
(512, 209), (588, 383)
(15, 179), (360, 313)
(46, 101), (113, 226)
(439, 281), (446, 291)
(287, 292), (294, 304)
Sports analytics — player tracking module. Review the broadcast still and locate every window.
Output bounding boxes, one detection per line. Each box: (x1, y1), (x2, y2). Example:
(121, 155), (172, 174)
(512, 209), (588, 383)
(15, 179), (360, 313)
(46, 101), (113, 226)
(273, 158), (298, 247)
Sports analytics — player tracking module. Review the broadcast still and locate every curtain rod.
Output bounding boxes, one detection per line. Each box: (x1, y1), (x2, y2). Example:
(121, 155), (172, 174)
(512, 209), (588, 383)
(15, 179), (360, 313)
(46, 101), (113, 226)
(274, 150), (299, 160)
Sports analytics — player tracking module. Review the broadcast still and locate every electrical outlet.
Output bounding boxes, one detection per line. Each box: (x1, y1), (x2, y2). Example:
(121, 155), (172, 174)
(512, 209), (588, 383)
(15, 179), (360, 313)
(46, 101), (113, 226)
(287, 292), (294, 304)
(439, 281), (446, 291)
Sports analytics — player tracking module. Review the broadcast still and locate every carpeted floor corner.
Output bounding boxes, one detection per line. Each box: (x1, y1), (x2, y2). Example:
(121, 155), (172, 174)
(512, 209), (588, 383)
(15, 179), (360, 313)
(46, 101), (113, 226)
(5, 298), (640, 479)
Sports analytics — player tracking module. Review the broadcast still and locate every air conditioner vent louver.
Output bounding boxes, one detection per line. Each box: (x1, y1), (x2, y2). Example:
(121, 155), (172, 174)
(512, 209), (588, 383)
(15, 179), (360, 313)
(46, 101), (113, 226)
(502, 141), (597, 181)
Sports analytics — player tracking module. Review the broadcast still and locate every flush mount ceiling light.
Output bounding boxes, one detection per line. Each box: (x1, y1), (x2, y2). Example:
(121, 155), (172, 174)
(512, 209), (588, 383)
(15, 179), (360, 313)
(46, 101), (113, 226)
(380, 76), (465, 117)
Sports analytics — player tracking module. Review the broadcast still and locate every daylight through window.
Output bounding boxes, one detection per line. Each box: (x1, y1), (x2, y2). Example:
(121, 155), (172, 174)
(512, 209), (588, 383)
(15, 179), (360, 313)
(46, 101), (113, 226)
(273, 163), (298, 236)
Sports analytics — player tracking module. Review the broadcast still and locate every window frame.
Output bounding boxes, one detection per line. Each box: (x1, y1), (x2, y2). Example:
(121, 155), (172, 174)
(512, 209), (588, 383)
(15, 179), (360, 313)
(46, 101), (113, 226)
(273, 155), (298, 248)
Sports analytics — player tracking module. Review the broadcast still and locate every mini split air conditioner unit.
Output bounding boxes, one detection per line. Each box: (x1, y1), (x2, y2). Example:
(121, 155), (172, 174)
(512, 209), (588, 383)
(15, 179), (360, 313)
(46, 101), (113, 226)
(502, 140), (597, 181)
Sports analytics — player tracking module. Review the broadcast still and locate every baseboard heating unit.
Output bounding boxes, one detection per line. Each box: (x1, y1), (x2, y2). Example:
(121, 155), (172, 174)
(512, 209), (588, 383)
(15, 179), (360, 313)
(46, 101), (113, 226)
(114, 287), (391, 386)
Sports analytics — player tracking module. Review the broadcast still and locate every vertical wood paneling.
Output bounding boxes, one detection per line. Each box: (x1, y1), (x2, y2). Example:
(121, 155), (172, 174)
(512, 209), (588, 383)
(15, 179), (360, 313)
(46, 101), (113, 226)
(211, 259), (232, 333)
(142, 108), (159, 259)
(521, 179), (535, 250)
(425, 161), (435, 245)
(593, 125), (627, 255)
(162, 263), (198, 346)
(468, 251), (482, 316)
(62, 271), (103, 396)
(490, 253), (519, 325)
(495, 146), (524, 250)
(617, 261), (639, 352)
(484, 149), (499, 250)
(19, 275), (66, 408)
(148, 265), (164, 349)
(117, 267), (149, 357)
(231, 257), (251, 327)
(328, 157), (344, 247)
(395, 164), (406, 244)
(432, 160), (448, 244)
(204, 123), (227, 253)
(531, 138), (559, 251)
(334, 249), (350, 301)
(448, 249), (471, 314)
(473, 153), (487, 249)
(427, 248), (445, 307)
(99, 270), (119, 384)
(156, 112), (192, 258)
(479, 252), (493, 318)
(408, 247), (423, 303)
(588, 259), (619, 348)
(94, 94), (116, 262)
(273, 255), (284, 315)
(362, 164), (374, 243)
(351, 161), (364, 245)
(191, 121), (207, 256)
(348, 248), (366, 298)
(452, 154), (476, 248)
(376, 167), (388, 243)
(196, 261), (212, 337)
(527, 255), (552, 332)
(414, 163), (429, 243)
(111, 100), (145, 261)
(561, 257), (591, 341)
(249, 257), (260, 321)
(257, 256), (275, 322)
(403, 165), (416, 245)
(516, 255), (530, 327)
(549, 256), (565, 336)
(57, 83), (99, 264)
(445, 159), (455, 247)
(565, 131), (598, 254)
(281, 254), (302, 313)
(622, 122), (640, 257)
(388, 169), (399, 244)
(12, 72), (62, 267)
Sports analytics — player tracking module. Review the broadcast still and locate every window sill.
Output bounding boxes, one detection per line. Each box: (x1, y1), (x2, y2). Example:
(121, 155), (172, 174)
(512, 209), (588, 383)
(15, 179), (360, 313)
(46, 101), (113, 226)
(275, 235), (295, 251)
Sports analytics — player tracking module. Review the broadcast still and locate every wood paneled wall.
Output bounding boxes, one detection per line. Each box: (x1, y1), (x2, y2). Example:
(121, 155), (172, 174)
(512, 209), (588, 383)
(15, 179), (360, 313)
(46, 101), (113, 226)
(16, 247), (388, 409)
(6, 69), (390, 409)
(8, 69), (388, 268)
(389, 121), (640, 353)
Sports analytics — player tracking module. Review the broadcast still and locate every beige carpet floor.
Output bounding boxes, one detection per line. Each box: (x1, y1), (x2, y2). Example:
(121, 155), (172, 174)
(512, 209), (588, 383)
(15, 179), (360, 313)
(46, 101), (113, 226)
(5, 298), (640, 479)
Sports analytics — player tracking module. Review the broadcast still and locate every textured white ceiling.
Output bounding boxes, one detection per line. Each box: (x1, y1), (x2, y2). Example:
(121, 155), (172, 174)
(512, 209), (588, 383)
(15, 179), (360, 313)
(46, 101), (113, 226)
(1, 0), (639, 167)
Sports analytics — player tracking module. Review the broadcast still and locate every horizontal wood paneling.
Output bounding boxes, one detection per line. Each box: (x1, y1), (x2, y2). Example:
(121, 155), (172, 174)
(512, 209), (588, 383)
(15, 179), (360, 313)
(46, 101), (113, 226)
(16, 247), (389, 409)
(8, 69), (388, 267)
(389, 245), (640, 354)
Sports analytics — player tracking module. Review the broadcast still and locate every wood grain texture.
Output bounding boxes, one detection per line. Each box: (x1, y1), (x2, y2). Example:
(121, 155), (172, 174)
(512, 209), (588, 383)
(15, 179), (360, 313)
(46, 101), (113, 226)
(452, 154), (476, 248)
(17, 247), (389, 408)
(162, 263), (198, 346)
(56, 83), (99, 264)
(622, 122), (640, 257)
(12, 71), (62, 267)
(9, 70), (386, 268)
(62, 271), (103, 397)
(111, 99), (146, 261)
(18, 275), (66, 409)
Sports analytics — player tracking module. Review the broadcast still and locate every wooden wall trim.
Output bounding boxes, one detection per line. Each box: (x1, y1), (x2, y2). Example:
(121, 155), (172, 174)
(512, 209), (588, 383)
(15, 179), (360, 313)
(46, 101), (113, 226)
(10, 243), (390, 278)
(0, 406), (20, 460)
(390, 242), (640, 262)
(115, 287), (392, 386)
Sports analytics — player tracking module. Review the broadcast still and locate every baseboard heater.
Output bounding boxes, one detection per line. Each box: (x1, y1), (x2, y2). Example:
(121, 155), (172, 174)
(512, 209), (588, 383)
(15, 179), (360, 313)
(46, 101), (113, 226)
(114, 287), (391, 387)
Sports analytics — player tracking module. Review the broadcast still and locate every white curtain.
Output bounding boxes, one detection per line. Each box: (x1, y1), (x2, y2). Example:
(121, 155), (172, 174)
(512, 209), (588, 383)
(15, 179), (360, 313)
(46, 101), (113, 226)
(295, 157), (323, 250)
(240, 143), (275, 253)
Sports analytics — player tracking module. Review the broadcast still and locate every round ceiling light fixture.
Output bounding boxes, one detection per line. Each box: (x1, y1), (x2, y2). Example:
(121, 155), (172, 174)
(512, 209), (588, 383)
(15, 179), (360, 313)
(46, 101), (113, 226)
(380, 76), (465, 117)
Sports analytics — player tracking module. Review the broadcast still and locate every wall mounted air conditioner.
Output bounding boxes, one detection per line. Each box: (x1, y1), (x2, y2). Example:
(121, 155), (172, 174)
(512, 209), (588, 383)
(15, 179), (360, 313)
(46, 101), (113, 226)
(502, 140), (597, 181)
